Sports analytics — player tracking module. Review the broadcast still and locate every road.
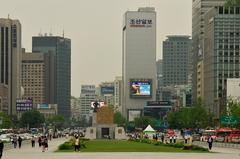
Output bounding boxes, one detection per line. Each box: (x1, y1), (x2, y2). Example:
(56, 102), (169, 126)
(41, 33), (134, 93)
(3, 138), (240, 159)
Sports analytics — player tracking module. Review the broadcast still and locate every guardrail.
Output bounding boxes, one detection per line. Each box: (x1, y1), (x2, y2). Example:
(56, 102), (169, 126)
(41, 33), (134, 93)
(193, 141), (240, 149)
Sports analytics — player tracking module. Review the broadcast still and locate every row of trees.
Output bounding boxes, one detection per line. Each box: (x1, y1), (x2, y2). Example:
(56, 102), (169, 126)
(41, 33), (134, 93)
(0, 110), (69, 130)
(167, 105), (214, 129)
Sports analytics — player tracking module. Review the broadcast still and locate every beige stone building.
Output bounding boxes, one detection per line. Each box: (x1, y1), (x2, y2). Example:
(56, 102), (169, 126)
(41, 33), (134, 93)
(21, 51), (55, 108)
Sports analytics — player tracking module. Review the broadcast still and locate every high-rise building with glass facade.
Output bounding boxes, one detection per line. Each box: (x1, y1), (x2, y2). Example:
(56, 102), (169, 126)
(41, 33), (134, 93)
(32, 35), (71, 118)
(192, 0), (225, 104)
(163, 36), (192, 86)
(204, 6), (240, 117)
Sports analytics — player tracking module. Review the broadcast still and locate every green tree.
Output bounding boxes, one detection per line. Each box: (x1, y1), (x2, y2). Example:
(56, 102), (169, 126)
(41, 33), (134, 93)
(0, 112), (12, 129)
(221, 99), (240, 128)
(20, 110), (45, 128)
(114, 112), (127, 127)
(167, 105), (212, 129)
(134, 116), (156, 129)
(225, 0), (240, 7)
(46, 115), (65, 129)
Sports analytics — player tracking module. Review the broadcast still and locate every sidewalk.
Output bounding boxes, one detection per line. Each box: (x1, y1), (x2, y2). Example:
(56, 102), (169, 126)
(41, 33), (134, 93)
(3, 137), (68, 159)
(193, 141), (240, 154)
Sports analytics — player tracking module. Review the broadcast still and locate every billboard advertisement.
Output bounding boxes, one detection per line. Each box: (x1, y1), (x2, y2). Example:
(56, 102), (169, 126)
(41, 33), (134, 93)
(16, 98), (33, 111)
(101, 86), (114, 95)
(130, 79), (152, 98)
(37, 104), (50, 109)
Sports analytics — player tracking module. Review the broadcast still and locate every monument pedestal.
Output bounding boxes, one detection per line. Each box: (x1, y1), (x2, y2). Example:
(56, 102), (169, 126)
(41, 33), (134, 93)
(85, 106), (125, 139)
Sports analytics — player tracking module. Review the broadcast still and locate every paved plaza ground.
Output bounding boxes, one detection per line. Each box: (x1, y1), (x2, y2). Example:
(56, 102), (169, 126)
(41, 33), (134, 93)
(3, 138), (240, 159)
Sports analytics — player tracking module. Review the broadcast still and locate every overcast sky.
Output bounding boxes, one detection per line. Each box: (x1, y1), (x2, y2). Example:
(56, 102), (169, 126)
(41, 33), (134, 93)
(0, 0), (192, 97)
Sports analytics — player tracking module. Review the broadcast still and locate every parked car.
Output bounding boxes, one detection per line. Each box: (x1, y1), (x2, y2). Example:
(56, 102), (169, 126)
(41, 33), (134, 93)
(0, 133), (13, 142)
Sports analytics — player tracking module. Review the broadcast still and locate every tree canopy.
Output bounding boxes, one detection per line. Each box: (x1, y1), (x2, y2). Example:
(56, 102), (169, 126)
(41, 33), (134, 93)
(20, 110), (45, 128)
(46, 115), (65, 129)
(167, 105), (213, 129)
(0, 112), (12, 129)
(114, 111), (127, 127)
(225, 0), (240, 7)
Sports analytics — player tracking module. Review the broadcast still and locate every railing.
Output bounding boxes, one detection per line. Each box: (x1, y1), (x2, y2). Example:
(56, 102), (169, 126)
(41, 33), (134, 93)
(193, 141), (240, 149)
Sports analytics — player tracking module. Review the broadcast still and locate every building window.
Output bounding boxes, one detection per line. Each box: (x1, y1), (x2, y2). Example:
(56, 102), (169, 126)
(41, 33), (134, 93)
(219, 7), (224, 14)
(224, 7), (229, 14)
(230, 7), (234, 14)
(236, 7), (240, 14)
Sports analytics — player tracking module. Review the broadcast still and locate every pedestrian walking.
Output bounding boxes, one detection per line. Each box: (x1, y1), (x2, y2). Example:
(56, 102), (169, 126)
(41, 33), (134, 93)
(18, 136), (22, 149)
(207, 136), (213, 150)
(173, 136), (176, 144)
(0, 140), (4, 159)
(13, 135), (17, 148)
(169, 136), (173, 144)
(161, 134), (164, 143)
(31, 136), (36, 148)
(38, 137), (42, 147)
(74, 136), (80, 151)
(42, 136), (48, 152)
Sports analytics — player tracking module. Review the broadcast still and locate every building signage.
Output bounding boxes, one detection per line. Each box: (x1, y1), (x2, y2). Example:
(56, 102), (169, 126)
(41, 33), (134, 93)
(37, 104), (50, 109)
(129, 19), (152, 28)
(146, 101), (171, 106)
(220, 116), (239, 125)
(101, 86), (114, 95)
(16, 98), (33, 111)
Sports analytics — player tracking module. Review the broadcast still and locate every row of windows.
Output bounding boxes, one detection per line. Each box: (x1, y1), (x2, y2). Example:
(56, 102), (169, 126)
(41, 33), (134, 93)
(218, 7), (240, 15)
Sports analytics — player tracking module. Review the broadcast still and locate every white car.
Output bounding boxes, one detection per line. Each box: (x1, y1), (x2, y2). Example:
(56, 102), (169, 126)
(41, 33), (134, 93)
(0, 134), (12, 142)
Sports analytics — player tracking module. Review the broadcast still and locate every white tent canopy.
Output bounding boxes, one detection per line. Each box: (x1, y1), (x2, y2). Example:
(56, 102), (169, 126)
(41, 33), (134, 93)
(143, 125), (155, 133)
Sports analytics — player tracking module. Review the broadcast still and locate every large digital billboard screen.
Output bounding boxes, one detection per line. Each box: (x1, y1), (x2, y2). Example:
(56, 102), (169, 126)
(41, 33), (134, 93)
(130, 79), (152, 98)
(16, 98), (33, 111)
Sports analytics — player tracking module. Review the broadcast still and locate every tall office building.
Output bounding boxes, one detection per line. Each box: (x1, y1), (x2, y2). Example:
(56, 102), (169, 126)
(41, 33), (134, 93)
(163, 36), (191, 86)
(32, 35), (71, 118)
(192, 0), (225, 103)
(122, 7), (157, 120)
(0, 18), (22, 116)
(99, 82), (115, 106)
(21, 51), (55, 108)
(204, 6), (240, 117)
(71, 96), (80, 119)
(156, 59), (163, 101)
(79, 85), (97, 121)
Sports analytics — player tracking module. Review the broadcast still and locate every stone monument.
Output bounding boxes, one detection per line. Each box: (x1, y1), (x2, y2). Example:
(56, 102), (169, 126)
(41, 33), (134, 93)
(85, 105), (126, 139)
(93, 106), (117, 139)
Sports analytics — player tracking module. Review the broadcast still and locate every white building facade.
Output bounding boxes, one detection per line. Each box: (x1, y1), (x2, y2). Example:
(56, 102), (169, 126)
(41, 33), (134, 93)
(122, 7), (157, 120)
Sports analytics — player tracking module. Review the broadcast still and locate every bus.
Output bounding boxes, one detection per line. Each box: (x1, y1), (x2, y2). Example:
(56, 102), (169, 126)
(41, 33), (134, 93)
(201, 129), (216, 142)
(228, 129), (240, 143)
(215, 128), (232, 142)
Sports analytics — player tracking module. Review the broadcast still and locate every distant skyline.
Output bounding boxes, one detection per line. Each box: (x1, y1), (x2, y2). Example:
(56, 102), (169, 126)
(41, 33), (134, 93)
(0, 0), (192, 97)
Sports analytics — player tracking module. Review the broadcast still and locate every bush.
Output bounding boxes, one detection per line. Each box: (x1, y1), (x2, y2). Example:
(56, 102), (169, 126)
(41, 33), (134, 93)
(192, 145), (208, 151)
(58, 141), (74, 150)
(183, 144), (208, 151)
(183, 145), (193, 150)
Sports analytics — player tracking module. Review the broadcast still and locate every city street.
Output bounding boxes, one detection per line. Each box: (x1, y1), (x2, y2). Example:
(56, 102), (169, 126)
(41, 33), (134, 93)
(3, 138), (240, 159)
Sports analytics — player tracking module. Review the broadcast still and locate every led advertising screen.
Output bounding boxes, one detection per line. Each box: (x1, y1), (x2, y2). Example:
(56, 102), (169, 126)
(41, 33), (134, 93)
(16, 98), (33, 111)
(130, 79), (152, 98)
